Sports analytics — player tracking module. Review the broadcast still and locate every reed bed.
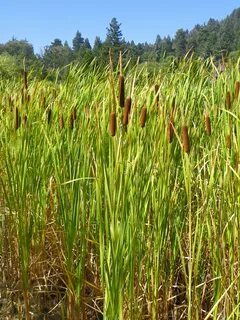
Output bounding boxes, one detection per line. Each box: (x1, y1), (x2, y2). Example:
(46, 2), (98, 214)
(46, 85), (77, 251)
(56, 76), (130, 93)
(0, 57), (240, 320)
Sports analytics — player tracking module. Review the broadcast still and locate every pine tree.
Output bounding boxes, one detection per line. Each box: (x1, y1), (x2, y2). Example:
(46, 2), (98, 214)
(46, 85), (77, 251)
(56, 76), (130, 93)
(72, 31), (84, 52)
(106, 18), (123, 47)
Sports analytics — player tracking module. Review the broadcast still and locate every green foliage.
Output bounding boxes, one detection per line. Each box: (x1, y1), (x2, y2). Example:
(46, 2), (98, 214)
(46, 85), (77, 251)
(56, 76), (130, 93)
(0, 53), (20, 78)
(106, 17), (123, 47)
(72, 30), (84, 52)
(1, 58), (240, 319)
(2, 7), (240, 77)
(174, 29), (188, 58)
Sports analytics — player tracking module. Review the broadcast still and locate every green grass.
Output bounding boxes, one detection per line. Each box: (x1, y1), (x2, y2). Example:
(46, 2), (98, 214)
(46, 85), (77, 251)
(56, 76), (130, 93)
(0, 57), (240, 319)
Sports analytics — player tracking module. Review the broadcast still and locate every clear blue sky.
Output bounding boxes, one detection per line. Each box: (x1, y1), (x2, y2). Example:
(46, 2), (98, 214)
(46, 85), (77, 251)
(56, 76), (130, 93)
(0, 0), (238, 53)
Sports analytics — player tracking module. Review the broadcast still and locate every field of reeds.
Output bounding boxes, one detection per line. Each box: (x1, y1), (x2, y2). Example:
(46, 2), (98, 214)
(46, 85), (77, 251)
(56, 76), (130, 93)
(0, 57), (240, 320)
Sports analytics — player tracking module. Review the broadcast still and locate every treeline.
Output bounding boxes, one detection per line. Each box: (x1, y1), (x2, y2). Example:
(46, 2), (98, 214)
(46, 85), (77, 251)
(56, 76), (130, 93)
(1, 8), (240, 77)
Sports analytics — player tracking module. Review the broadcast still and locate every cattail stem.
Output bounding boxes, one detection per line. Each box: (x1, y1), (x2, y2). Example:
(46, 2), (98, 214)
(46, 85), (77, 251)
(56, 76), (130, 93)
(119, 75), (125, 108)
(182, 125), (190, 154)
(140, 107), (147, 128)
(109, 112), (116, 136)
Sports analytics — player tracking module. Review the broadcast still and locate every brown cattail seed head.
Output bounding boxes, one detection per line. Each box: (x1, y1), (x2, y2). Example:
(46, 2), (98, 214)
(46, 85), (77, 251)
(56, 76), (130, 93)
(226, 91), (231, 109)
(205, 114), (211, 136)
(167, 118), (174, 143)
(23, 114), (28, 127)
(109, 112), (116, 136)
(226, 134), (231, 149)
(47, 108), (52, 124)
(41, 94), (46, 108)
(182, 125), (190, 154)
(21, 87), (25, 104)
(235, 81), (240, 101)
(15, 107), (20, 130)
(125, 97), (132, 113)
(69, 113), (74, 129)
(123, 97), (132, 126)
(140, 107), (147, 128)
(59, 113), (64, 129)
(73, 107), (77, 120)
(119, 75), (125, 108)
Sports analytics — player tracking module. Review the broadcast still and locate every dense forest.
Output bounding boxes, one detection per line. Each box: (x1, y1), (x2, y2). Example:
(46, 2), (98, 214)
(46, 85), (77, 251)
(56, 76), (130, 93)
(1, 7), (240, 77)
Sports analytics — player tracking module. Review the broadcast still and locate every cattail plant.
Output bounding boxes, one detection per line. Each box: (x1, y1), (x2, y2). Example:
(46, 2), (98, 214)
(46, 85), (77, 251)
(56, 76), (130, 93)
(226, 91), (231, 110)
(21, 88), (25, 105)
(73, 107), (77, 121)
(167, 118), (174, 143)
(23, 114), (28, 127)
(47, 107), (52, 124)
(123, 97), (132, 126)
(226, 133), (231, 149)
(59, 113), (64, 129)
(69, 113), (74, 129)
(109, 112), (116, 136)
(172, 97), (176, 115)
(140, 107), (147, 128)
(155, 84), (160, 106)
(15, 107), (20, 130)
(182, 125), (190, 154)
(205, 113), (211, 136)
(119, 75), (125, 108)
(41, 94), (46, 108)
(235, 81), (240, 101)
